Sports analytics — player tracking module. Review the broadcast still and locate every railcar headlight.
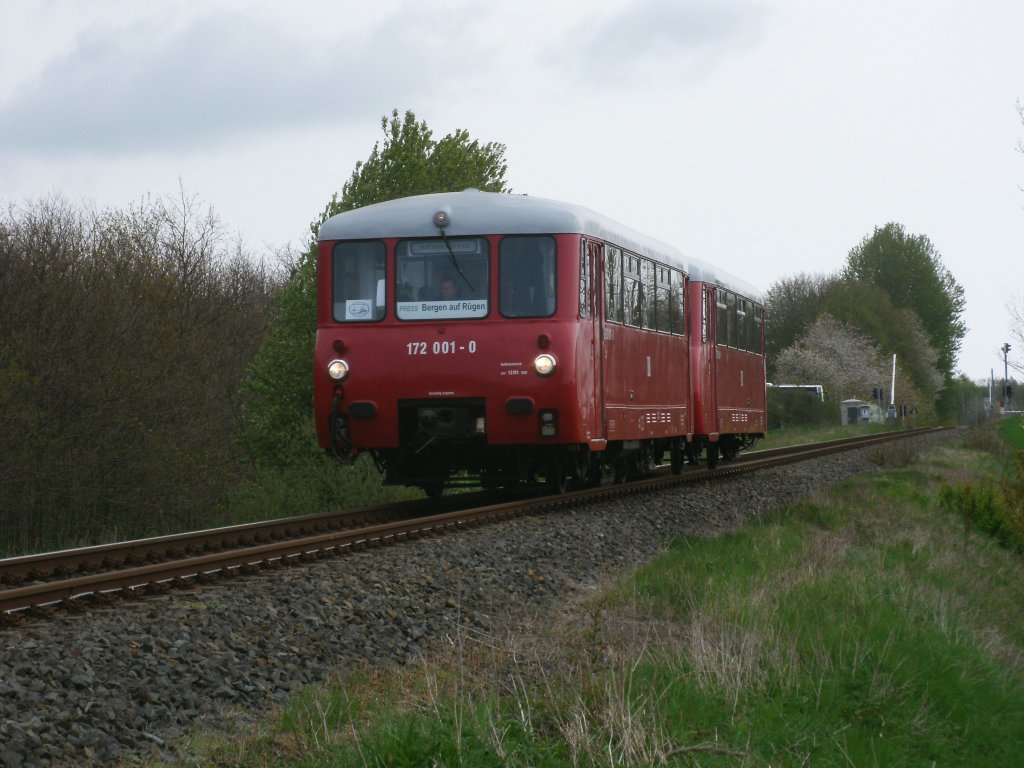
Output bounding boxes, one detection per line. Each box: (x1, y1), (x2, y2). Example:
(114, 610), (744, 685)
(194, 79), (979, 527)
(533, 353), (556, 377)
(327, 359), (350, 381)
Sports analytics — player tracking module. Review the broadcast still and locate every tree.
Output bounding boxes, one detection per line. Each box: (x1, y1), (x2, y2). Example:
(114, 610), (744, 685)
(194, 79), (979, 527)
(1010, 293), (1024, 376)
(240, 110), (509, 468)
(773, 314), (886, 402)
(774, 314), (936, 423)
(765, 272), (944, 406)
(312, 109), (509, 233)
(817, 279), (944, 403)
(843, 222), (966, 380)
(763, 272), (829, 369)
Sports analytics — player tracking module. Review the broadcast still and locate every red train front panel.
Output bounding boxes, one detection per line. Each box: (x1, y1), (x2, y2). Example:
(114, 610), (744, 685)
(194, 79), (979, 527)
(313, 234), (595, 486)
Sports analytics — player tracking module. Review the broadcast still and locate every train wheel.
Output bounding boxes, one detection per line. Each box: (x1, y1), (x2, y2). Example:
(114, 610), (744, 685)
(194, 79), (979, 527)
(421, 482), (445, 499)
(574, 448), (600, 488)
(685, 440), (699, 465)
(706, 443), (719, 470)
(545, 457), (568, 494)
(720, 437), (739, 461)
(670, 440), (684, 475)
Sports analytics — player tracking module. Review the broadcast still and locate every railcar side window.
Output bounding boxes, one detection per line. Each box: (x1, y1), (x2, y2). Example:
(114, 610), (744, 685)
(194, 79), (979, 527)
(604, 247), (623, 323)
(332, 241), (386, 322)
(623, 254), (643, 328)
(670, 269), (686, 335)
(701, 288), (709, 343)
(753, 305), (764, 354)
(640, 259), (655, 329)
(655, 265), (671, 332)
(499, 236), (556, 318)
(727, 292), (737, 347)
(716, 290), (729, 345)
(395, 238), (489, 320)
(746, 302), (758, 352)
(736, 298), (748, 351)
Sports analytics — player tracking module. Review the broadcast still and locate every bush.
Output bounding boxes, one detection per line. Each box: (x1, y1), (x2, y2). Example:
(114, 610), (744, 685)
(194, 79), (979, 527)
(766, 387), (831, 429)
(938, 474), (1024, 553)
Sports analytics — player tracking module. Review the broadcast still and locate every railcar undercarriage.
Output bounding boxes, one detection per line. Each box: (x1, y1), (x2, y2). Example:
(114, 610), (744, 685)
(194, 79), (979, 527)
(331, 396), (761, 496)
(359, 436), (753, 497)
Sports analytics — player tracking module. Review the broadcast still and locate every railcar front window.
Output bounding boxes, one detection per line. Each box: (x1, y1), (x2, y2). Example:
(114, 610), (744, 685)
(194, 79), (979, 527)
(395, 238), (489, 320)
(500, 236), (556, 318)
(332, 241), (386, 322)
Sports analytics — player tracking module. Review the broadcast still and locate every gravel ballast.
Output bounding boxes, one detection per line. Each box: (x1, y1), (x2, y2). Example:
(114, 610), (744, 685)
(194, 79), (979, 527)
(0, 433), (956, 766)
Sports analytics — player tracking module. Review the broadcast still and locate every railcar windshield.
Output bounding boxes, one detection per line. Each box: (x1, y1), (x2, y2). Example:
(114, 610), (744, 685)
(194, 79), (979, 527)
(332, 241), (386, 322)
(395, 238), (490, 320)
(499, 236), (556, 317)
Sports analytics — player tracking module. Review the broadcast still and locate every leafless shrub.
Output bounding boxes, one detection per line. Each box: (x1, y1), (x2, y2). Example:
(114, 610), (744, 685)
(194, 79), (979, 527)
(0, 192), (280, 553)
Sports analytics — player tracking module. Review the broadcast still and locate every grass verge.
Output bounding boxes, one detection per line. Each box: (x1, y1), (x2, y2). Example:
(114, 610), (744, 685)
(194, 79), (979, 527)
(757, 421), (898, 450)
(171, 430), (1024, 767)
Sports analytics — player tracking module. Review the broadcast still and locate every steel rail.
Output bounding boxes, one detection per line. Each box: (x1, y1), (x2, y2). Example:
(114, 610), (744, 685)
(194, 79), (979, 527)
(0, 427), (922, 584)
(0, 427), (947, 616)
(0, 488), (518, 585)
(0, 428), (919, 586)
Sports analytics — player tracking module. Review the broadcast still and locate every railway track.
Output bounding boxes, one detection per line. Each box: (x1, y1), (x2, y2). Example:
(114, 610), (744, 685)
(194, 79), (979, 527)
(0, 427), (946, 620)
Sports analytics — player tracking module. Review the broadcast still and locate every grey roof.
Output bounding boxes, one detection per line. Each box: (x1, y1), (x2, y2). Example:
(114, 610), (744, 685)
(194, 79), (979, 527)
(318, 190), (761, 301)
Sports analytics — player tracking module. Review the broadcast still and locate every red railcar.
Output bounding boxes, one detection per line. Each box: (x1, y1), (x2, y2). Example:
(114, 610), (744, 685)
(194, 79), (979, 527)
(314, 190), (765, 495)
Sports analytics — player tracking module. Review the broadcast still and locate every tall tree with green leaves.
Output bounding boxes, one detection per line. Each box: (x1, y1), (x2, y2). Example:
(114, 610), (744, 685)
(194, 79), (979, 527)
(842, 222), (966, 381)
(312, 109), (509, 231)
(240, 109), (510, 468)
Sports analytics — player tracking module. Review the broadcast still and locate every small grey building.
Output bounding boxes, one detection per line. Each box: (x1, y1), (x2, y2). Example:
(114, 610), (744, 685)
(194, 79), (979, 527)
(840, 399), (871, 426)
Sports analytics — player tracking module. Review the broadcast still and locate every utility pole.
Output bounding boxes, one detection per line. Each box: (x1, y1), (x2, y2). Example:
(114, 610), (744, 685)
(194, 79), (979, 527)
(886, 354), (897, 421)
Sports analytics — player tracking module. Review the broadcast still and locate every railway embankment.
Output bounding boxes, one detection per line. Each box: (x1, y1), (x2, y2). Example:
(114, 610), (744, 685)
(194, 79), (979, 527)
(2, 429), (1007, 766)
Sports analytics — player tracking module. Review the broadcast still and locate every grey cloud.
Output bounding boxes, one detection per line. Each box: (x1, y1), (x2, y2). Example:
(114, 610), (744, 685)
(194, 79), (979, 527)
(0, 10), (450, 155)
(577, 0), (766, 81)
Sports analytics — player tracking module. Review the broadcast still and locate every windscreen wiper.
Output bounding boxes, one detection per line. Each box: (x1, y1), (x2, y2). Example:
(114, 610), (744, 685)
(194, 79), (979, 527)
(439, 230), (476, 294)
(432, 209), (475, 294)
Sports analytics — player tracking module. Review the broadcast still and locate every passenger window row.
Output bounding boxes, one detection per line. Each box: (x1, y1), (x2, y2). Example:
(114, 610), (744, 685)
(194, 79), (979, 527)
(603, 247), (686, 335)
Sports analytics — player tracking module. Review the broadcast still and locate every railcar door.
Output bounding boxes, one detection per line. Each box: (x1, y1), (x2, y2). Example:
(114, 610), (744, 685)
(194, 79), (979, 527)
(691, 282), (718, 439)
(583, 239), (606, 445)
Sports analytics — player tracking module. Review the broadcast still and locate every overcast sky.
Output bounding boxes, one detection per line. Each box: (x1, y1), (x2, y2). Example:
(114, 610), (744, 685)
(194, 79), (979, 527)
(2, 0), (1021, 381)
